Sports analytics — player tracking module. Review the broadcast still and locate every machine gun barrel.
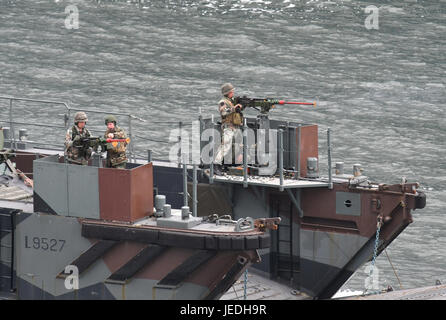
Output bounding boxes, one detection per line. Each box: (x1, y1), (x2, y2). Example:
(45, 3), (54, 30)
(234, 96), (316, 114)
(277, 100), (316, 106)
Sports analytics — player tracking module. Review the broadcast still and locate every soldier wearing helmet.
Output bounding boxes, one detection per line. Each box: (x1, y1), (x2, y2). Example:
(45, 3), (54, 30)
(213, 83), (244, 174)
(103, 115), (128, 169)
(64, 112), (92, 165)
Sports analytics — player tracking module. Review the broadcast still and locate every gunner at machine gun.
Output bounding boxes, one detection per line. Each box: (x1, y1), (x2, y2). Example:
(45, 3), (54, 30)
(212, 84), (316, 176)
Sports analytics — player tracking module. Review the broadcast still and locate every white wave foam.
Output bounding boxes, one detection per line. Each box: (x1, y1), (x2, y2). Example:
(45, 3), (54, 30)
(332, 289), (363, 299)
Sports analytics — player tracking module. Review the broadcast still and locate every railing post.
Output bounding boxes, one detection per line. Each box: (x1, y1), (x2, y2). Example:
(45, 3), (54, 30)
(209, 126), (214, 184)
(128, 115), (133, 163)
(192, 164), (197, 217)
(296, 124), (301, 180)
(243, 118), (248, 188)
(327, 128), (333, 189)
(178, 121), (182, 168)
(9, 99), (17, 150)
(182, 153), (188, 207)
(278, 128), (284, 191)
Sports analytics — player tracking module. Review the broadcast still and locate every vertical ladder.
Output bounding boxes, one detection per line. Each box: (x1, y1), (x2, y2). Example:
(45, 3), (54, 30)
(275, 200), (299, 285)
(0, 209), (16, 293)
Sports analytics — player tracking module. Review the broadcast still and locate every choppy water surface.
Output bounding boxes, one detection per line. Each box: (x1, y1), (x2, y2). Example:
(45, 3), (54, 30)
(0, 0), (445, 293)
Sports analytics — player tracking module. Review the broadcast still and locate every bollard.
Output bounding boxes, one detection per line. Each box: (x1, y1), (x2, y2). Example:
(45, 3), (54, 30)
(181, 206), (190, 220)
(163, 204), (171, 218)
(335, 162), (344, 175)
(155, 195), (166, 217)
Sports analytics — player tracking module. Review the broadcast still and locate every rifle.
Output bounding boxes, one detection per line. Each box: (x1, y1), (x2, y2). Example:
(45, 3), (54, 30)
(75, 137), (131, 151)
(234, 96), (316, 114)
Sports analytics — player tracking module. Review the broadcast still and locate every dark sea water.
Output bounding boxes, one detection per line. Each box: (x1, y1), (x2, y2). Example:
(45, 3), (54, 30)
(0, 0), (445, 294)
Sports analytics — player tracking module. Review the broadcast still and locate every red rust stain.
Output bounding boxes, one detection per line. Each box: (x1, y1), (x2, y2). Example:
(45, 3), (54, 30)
(296, 125), (318, 178)
(98, 163), (153, 222)
(133, 247), (195, 281)
(188, 251), (255, 288)
(301, 183), (412, 239)
(102, 241), (148, 274)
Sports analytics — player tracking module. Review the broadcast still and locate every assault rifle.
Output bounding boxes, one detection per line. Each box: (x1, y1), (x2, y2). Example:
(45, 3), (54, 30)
(234, 96), (316, 114)
(74, 137), (130, 151)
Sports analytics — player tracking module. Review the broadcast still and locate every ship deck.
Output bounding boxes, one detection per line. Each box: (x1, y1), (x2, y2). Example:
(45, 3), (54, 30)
(0, 177), (33, 212)
(222, 270), (446, 300)
(83, 211), (266, 235)
(221, 269), (310, 300)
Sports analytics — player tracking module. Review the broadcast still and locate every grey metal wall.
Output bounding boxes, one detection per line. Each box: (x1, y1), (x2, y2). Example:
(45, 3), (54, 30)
(33, 155), (100, 219)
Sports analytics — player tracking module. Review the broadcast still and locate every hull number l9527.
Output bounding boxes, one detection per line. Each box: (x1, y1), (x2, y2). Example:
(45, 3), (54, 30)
(24, 236), (66, 252)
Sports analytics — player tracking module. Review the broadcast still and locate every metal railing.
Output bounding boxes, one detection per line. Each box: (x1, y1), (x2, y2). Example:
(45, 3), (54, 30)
(206, 117), (334, 191)
(0, 95), (144, 162)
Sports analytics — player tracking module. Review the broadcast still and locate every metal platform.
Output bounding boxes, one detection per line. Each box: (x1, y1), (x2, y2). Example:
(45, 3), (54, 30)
(211, 174), (330, 189)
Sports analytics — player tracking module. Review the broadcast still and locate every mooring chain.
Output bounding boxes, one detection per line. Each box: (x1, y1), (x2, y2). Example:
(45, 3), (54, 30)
(365, 215), (383, 295)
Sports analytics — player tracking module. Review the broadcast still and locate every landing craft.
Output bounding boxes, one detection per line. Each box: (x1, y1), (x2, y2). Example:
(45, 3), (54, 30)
(0, 95), (426, 299)
(0, 99), (280, 299)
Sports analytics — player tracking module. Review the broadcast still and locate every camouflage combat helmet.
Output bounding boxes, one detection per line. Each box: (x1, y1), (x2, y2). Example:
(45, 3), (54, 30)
(221, 83), (234, 96)
(74, 112), (88, 124)
(105, 115), (117, 125)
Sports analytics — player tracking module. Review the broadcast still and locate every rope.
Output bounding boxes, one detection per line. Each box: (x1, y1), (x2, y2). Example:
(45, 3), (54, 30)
(384, 249), (403, 289)
(244, 269), (248, 300)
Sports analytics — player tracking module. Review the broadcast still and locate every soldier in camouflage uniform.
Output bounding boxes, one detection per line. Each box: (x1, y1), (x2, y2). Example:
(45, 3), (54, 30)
(213, 83), (244, 175)
(64, 112), (92, 165)
(104, 115), (128, 169)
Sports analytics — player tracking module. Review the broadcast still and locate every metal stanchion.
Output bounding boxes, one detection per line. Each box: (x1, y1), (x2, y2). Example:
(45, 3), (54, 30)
(192, 164), (197, 217)
(182, 153), (188, 207)
(296, 124), (301, 180)
(327, 128), (333, 189)
(279, 129), (284, 191)
(209, 130), (214, 184)
(243, 119), (248, 188)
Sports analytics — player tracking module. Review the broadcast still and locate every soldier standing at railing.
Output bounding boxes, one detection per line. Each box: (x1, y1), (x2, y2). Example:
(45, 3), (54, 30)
(104, 115), (128, 169)
(213, 83), (244, 175)
(64, 112), (92, 165)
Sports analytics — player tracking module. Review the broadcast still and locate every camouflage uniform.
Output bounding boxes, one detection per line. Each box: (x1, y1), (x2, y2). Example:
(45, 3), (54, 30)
(104, 126), (128, 169)
(64, 125), (92, 165)
(214, 90), (243, 165)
